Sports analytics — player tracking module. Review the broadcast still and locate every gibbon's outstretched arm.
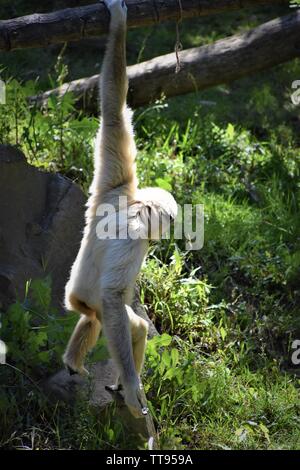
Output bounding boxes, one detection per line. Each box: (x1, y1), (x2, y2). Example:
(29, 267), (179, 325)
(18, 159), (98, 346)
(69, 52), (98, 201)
(93, 0), (137, 197)
(63, 0), (177, 419)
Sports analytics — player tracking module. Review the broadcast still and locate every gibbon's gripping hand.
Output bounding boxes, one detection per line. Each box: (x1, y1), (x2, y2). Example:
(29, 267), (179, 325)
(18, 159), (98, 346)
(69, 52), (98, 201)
(103, 0), (127, 17)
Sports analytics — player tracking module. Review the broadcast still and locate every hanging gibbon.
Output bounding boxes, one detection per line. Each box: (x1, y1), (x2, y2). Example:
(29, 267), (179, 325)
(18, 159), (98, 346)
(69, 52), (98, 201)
(63, 0), (177, 418)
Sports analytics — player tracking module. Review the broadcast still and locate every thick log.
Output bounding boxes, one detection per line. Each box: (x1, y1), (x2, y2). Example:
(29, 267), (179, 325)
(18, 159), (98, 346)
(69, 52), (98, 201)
(31, 11), (300, 111)
(0, 0), (289, 52)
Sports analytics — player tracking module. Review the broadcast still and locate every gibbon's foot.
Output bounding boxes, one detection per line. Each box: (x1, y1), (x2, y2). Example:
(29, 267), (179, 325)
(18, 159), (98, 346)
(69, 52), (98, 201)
(106, 381), (148, 417)
(103, 0), (127, 16)
(105, 383), (123, 392)
(67, 365), (78, 376)
(64, 359), (89, 377)
(124, 384), (148, 419)
(105, 383), (148, 417)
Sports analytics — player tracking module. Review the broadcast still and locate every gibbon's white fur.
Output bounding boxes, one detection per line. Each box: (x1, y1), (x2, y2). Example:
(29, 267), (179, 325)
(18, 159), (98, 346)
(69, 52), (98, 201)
(63, 0), (177, 418)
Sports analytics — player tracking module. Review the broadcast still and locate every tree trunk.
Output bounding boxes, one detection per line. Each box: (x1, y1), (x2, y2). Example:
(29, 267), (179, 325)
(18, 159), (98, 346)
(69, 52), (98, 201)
(30, 11), (300, 111)
(0, 0), (289, 51)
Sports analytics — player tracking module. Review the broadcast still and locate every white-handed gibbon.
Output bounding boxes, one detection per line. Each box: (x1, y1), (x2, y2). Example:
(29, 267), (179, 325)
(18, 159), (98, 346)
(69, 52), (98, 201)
(63, 0), (177, 418)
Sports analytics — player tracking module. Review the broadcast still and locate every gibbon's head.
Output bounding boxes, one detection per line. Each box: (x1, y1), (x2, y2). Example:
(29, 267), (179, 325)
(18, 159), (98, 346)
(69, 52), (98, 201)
(130, 187), (178, 241)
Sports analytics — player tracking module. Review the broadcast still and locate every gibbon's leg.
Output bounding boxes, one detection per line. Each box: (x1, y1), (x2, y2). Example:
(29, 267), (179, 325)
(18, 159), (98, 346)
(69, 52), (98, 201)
(106, 305), (148, 391)
(63, 309), (101, 376)
(101, 289), (148, 418)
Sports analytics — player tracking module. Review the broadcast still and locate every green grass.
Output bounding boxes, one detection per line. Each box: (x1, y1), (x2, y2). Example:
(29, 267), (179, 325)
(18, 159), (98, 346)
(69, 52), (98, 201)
(0, 1), (300, 450)
(1, 92), (299, 448)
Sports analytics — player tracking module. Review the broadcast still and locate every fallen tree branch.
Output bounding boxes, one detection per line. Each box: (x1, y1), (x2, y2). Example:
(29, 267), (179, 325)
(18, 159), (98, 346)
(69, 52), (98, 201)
(31, 11), (300, 111)
(0, 0), (289, 51)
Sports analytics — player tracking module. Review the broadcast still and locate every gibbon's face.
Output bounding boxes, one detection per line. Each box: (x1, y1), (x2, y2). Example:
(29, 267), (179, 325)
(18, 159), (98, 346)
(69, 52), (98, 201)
(133, 188), (178, 241)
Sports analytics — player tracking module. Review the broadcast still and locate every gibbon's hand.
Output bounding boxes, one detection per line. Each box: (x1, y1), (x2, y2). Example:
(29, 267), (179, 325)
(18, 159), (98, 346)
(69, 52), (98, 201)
(103, 0), (127, 16)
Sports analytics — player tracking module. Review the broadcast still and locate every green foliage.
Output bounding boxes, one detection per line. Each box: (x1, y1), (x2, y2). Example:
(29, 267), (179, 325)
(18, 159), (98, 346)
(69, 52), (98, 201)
(1, 92), (299, 448)
(141, 252), (217, 342)
(1, 93), (299, 448)
(144, 332), (300, 449)
(1, 278), (109, 375)
(0, 79), (98, 191)
(135, 99), (300, 449)
(1, 279), (73, 375)
(0, 278), (114, 449)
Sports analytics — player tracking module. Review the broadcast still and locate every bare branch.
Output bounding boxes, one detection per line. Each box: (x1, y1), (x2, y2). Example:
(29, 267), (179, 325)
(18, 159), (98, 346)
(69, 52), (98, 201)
(30, 11), (300, 111)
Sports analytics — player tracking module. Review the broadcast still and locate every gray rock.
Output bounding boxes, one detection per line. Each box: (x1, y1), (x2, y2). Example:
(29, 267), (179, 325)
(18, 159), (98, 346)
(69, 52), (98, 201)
(0, 144), (85, 310)
(45, 360), (158, 449)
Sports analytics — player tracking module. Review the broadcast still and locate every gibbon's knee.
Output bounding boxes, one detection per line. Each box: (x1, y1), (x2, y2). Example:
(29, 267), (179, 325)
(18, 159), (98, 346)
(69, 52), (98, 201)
(65, 292), (96, 318)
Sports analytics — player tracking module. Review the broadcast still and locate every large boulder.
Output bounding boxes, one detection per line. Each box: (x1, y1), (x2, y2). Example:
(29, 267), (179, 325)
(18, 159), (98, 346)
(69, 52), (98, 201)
(0, 144), (85, 310)
(46, 359), (157, 449)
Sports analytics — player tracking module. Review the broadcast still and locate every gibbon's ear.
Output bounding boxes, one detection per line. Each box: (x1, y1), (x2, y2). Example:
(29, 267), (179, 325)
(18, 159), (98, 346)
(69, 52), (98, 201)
(128, 188), (178, 241)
